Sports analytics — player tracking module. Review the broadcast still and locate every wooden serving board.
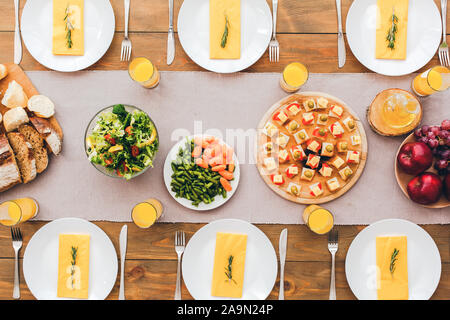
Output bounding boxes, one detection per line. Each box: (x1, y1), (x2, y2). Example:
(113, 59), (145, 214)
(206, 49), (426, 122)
(0, 63), (63, 139)
(255, 92), (368, 205)
(394, 132), (449, 209)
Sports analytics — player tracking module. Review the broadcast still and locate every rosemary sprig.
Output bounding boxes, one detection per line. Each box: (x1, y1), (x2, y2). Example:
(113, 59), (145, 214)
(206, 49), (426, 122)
(64, 4), (74, 48)
(386, 8), (398, 50)
(389, 248), (399, 276)
(224, 255), (237, 284)
(70, 246), (78, 289)
(220, 14), (229, 48)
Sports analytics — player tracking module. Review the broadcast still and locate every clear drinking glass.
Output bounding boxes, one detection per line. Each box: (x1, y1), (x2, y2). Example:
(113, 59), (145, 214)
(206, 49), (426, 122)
(131, 198), (164, 228)
(412, 66), (450, 97)
(128, 57), (160, 88)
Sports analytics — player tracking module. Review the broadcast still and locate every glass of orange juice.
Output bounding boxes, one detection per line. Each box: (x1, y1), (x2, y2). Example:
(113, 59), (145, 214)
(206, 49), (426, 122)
(381, 91), (420, 129)
(131, 198), (163, 228)
(0, 198), (39, 226)
(128, 57), (160, 88)
(302, 205), (334, 235)
(412, 66), (450, 97)
(280, 62), (309, 93)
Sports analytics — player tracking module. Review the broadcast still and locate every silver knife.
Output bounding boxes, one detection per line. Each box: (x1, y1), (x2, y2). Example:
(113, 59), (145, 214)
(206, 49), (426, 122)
(13, 0), (22, 65)
(119, 225), (128, 300)
(278, 228), (288, 300)
(167, 0), (175, 65)
(336, 0), (346, 68)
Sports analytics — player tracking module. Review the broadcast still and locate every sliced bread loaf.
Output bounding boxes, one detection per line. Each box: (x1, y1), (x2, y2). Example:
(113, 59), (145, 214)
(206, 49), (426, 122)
(3, 107), (29, 132)
(0, 133), (22, 192)
(7, 132), (37, 184)
(30, 117), (62, 156)
(1, 80), (28, 108)
(27, 95), (55, 118)
(0, 64), (7, 81)
(18, 124), (48, 173)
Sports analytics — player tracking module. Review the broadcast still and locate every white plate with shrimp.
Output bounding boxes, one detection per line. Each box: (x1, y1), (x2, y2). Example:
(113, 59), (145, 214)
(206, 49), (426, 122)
(163, 135), (240, 211)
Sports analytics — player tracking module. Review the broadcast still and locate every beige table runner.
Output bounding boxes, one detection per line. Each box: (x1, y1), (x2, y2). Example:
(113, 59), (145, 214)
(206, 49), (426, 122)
(0, 71), (448, 224)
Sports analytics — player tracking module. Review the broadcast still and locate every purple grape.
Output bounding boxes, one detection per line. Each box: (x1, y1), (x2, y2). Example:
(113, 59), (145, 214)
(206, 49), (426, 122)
(438, 130), (449, 139)
(427, 132), (436, 139)
(422, 125), (431, 133)
(414, 128), (423, 138)
(441, 120), (450, 131)
(431, 126), (441, 135)
(428, 139), (439, 149)
(441, 149), (450, 160)
(418, 137), (429, 144)
(435, 159), (448, 170)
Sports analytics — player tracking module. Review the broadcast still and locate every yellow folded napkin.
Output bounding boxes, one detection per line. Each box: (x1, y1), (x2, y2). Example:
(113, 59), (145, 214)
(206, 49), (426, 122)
(375, 0), (408, 60)
(210, 0), (241, 59)
(376, 236), (409, 300)
(57, 234), (90, 299)
(53, 0), (84, 56)
(211, 232), (247, 298)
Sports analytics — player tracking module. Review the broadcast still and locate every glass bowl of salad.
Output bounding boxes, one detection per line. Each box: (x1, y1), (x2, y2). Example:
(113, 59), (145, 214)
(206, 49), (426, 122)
(85, 104), (159, 180)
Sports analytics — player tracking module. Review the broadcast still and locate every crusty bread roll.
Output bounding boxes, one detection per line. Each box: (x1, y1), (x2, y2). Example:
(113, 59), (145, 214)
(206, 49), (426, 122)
(1, 80), (28, 108)
(27, 95), (55, 118)
(0, 64), (7, 81)
(3, 107), (30, 132)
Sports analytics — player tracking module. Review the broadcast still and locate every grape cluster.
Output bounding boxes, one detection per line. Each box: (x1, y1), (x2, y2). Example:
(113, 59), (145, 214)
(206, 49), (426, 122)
(414, 120), (450, 176)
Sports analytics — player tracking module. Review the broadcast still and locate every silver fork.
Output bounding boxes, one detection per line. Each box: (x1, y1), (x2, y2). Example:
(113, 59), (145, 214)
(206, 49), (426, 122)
(269, 0), (279, 62)
(438, 0), (449, 66)
(120, 0), (132, 61)
(11, 227), (23, 299)
(174, 231), (185, 300)
(327, 229), (338, 300)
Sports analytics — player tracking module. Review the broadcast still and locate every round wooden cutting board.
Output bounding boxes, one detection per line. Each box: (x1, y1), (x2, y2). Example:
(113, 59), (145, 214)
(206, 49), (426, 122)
(255, 92), (368, 204)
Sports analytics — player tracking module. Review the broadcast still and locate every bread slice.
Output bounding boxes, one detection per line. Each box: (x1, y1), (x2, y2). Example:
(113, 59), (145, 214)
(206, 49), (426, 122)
(30, 117), (62, 155)
(1, 80), (28, 108)
(27, 95), (55, 118)
(18, 124), (48, 173)
(3, 107), (29, 132)
(0, 64), (7, 81)
(0, 133), (22, 192)
(7, 132), (37, 184)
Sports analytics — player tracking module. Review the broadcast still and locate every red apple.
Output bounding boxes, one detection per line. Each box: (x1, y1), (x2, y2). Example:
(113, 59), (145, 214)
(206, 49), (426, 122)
(407, 173), (443, 205)
(444, 174), (450, 201)
(397, 142), (433, 175)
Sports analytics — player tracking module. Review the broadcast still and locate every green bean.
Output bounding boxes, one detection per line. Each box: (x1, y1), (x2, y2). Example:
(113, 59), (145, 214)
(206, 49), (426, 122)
(170, 138), (228, 206)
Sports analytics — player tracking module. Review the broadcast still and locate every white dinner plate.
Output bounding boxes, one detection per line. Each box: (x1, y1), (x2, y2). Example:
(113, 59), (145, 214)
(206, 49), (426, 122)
(346, 0), (442, 76)
(345, 219), (441, 300)
(23, 218), (118, 300)
(21, 0), (115, 72)
(163, 135), (240, 211)
(182, 219), (278, 300)
(177, 0), (272, 73)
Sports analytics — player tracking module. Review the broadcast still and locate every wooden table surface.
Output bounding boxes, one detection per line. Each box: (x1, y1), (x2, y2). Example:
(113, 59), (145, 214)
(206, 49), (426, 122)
(0, 0), (448, 300)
